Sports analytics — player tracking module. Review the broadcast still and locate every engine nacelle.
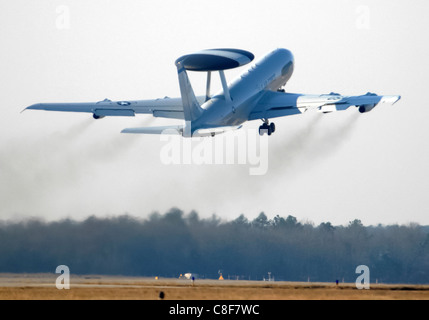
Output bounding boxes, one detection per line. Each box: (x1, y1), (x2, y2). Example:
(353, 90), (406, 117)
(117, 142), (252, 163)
(93, 113), (105, 119)
(358, 104), (376, 113)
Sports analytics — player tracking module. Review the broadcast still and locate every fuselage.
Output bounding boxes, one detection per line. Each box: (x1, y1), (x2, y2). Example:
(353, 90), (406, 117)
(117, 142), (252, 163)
(193, 48), (294, 130)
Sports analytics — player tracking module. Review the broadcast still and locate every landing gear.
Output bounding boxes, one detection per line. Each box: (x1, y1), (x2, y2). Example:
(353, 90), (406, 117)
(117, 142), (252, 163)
(259, 119), (276, 136)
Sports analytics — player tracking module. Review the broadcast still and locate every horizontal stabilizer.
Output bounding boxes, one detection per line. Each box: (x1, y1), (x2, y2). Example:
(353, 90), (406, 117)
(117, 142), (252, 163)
(193, 125), (243, 137)
(121, 125), (184, 135)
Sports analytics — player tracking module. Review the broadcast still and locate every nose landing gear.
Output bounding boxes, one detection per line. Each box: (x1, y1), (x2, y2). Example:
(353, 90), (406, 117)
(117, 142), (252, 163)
(259, 119), (276, 136)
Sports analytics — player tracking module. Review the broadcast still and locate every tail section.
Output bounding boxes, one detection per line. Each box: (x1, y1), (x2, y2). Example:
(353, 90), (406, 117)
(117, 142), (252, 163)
(174, 48), (254, 136)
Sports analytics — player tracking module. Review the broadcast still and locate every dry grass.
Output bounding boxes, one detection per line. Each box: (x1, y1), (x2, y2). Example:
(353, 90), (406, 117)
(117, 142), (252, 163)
(0, 274), (428, 300)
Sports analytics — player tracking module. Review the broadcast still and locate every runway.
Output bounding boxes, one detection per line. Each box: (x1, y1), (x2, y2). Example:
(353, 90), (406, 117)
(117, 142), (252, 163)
(0, 273), (428, 300)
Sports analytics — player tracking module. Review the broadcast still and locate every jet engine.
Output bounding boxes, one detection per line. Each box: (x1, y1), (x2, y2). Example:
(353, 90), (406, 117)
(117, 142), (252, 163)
(358, 104), (376, 113)
(93, 113), (105, 119)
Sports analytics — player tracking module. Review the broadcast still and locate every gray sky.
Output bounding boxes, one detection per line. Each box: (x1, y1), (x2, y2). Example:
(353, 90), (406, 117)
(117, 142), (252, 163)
(1, 0), (428, 226)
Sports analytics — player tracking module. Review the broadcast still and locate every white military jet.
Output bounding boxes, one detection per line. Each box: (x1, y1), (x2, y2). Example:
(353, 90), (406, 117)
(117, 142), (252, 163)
(26, 48), (400, 137)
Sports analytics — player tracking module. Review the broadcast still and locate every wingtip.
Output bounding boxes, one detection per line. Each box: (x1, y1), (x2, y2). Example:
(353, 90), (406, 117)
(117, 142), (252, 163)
(381, 95), (402, 105)
(392, 95), (401, 105)
(25, 103), (43, 111)
(21, 103), (39, 113)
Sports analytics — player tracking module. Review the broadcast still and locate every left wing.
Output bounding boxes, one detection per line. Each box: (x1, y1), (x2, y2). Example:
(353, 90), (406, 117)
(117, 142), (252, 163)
(26, 96), (205, 120)
(249, 91), (401, 120)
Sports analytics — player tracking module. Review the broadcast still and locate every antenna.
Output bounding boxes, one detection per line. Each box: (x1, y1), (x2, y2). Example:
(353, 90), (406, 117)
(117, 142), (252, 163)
(205, 71), (212, 102)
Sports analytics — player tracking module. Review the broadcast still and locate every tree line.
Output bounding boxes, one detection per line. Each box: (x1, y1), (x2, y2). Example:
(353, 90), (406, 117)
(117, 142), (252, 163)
(0, 208), (428, 284)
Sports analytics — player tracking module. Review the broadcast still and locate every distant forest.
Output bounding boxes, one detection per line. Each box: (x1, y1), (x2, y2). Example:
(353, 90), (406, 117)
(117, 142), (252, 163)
(1, 208), (428, 284)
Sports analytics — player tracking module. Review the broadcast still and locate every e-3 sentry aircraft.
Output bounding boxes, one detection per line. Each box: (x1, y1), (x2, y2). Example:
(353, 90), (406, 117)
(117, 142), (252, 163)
(26, 48), (401, 137)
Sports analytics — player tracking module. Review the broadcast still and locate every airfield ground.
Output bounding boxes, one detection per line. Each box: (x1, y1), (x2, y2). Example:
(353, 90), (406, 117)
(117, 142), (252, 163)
(0, 273), (428, 300)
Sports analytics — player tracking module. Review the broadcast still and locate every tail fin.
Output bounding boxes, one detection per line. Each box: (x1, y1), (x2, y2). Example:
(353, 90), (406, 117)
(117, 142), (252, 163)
(176, 64), (204, 122)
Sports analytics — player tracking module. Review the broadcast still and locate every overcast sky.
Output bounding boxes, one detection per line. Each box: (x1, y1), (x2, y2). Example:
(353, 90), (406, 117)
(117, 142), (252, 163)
(0, 0), (428, 226)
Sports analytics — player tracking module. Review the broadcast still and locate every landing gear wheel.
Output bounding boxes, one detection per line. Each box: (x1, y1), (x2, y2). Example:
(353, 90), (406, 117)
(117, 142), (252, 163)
(259, 123), (270, 136)
(259, 124), (266, 136)
(259, 120), (275, 136)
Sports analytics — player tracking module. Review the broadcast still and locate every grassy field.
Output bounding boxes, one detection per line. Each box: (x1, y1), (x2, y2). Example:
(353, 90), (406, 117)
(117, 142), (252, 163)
(0, 273), (428, 300)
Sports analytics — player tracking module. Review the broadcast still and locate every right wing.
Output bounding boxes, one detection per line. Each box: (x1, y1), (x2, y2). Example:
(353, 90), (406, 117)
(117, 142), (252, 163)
(249, 91), (401, 120)
(26, 96), (205, 120)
